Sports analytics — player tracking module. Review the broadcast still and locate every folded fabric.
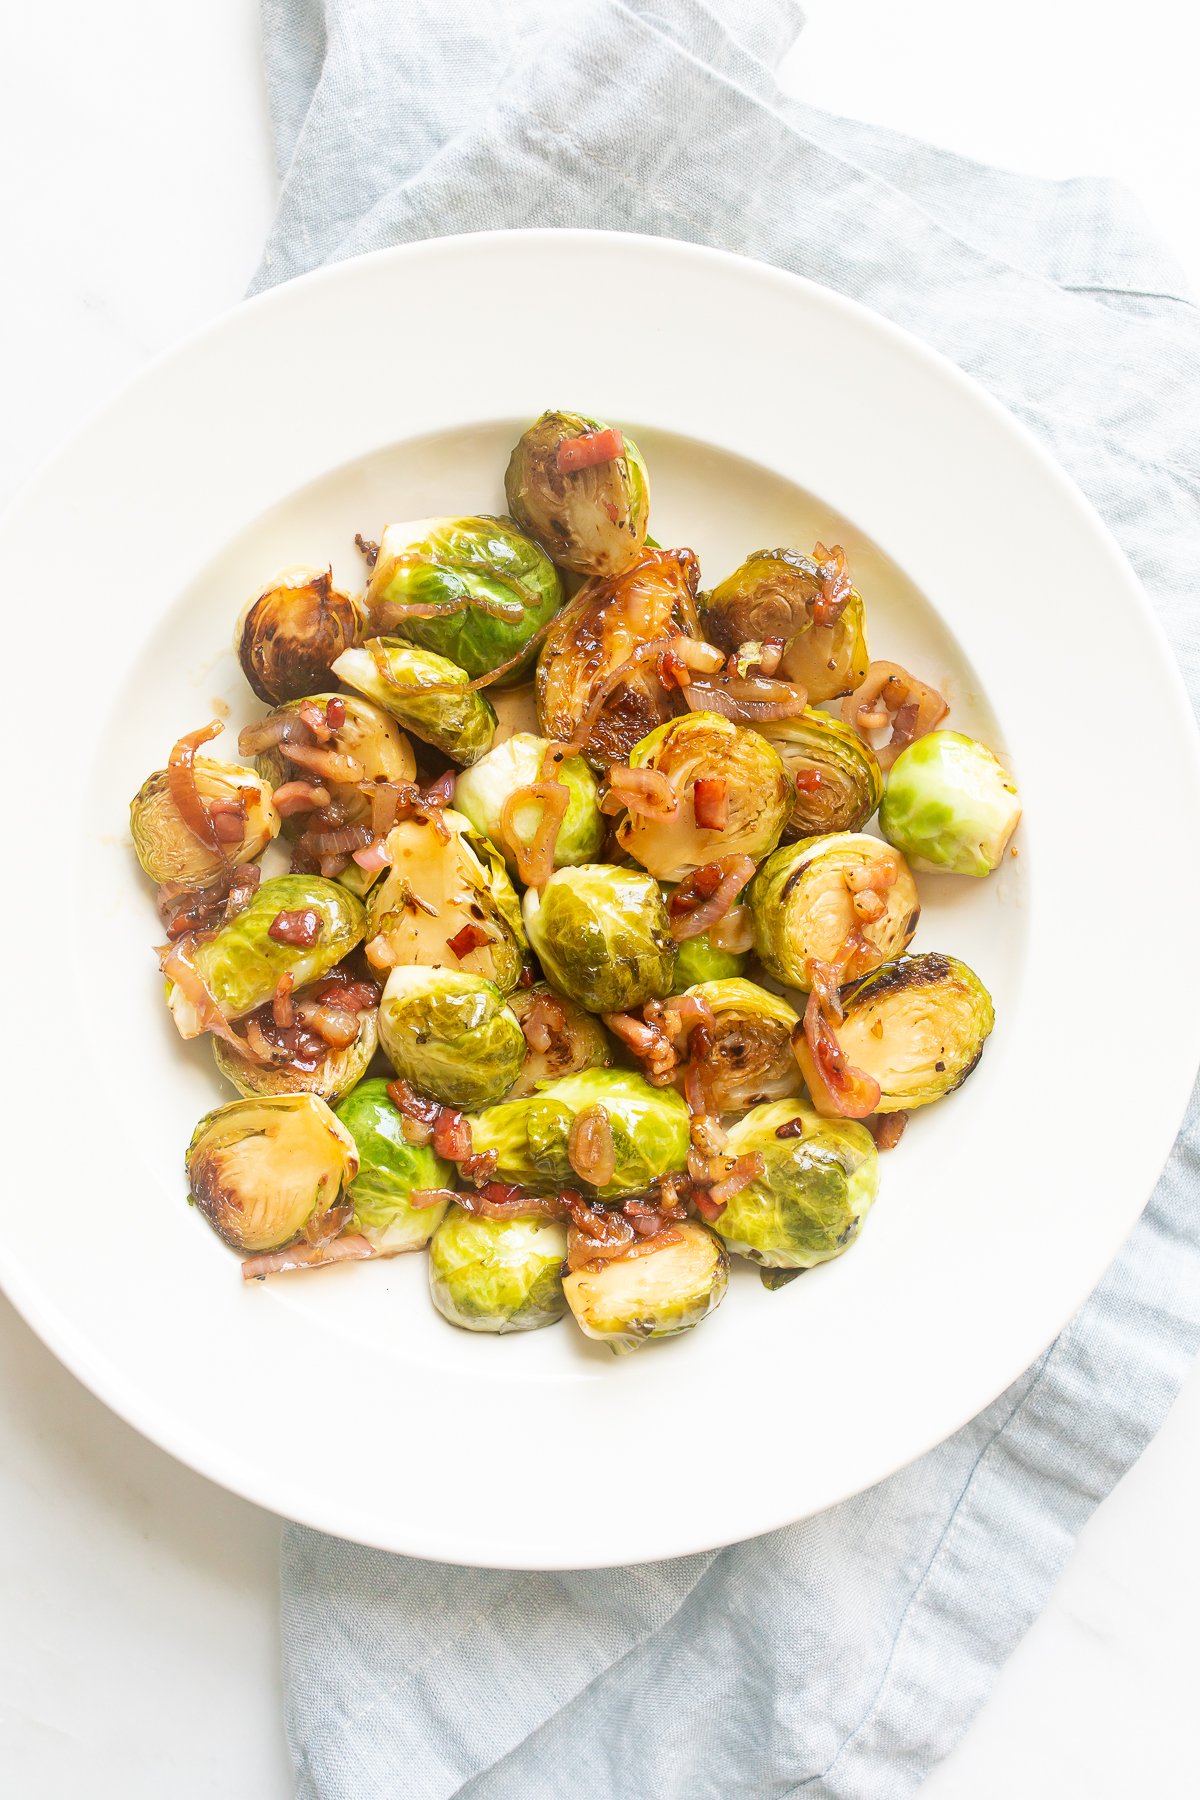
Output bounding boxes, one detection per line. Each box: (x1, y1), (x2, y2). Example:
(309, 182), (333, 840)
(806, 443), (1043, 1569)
(256, 4), (1200, 1795)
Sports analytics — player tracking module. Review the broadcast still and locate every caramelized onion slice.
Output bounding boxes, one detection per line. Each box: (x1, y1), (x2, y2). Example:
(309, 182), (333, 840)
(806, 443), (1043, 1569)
(668, 854), (756, 942)
(167, 721), (226, 854)
(500, 779), (570, 888)
(566, 1104), (617, 1187)
(684, 672), (808, 725)
(241, 1235), (375, 1279)
(795, 958), (882, 1120)
(600, 765), (679, 820)
(842, 661), (948, 771)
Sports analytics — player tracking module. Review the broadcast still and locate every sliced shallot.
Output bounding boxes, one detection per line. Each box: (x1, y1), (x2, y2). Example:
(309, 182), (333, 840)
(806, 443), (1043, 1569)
(274, 780), (332, 817)
(283, 742), (366, 785)
(241, 1235), (375, 1279)
(566, 1105), (617, 1188)
(600, 765), (679, 820)
(841, 661), (948, 770)
(500, 780), (570, 888)
(667, 854), (756, 941)
(684, 672), (808, 725)
(167, 721), (225, 854)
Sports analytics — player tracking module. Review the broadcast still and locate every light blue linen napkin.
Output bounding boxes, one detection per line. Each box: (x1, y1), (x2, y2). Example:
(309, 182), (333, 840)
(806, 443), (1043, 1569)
(256, 5), (1200, 1795)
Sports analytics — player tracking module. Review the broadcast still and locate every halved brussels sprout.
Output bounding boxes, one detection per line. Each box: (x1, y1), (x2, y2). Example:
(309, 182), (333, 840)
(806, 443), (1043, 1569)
(702, 549), (869, 702)
(563, 1221), (727, 1354)
(711, 1099), (879, 1268)
(759, 709), (884, 839)
(378, 966), (525, 1110)
(168, 874), (366, 1037)
(331, 638), (496, 766)
(616, 712), (792, 881)
(334, 1077), (455, 1252)
(428, 1206), (568, 1333)
(130, 761), (279, 889)
(453, 732), (604, 874)
(504, 411), (650, 578)
(507, 983), (612, 1100)
(747, 833), (919, 991)
(365, 808), (528, 992)
(686, 978), (803, 1111)
(247, 692), (415, 798)
(235, 566), (361, 705)
(669, 906), (748, 990)
(469, 1067), (690, 1200)
(364, 516), (563, 683)
(831, 953), (995, 1111)
(536, 549), (699, 769)
(212, 972), (378, 1103)
(879, 731), (1021, 876)
(186, 1093), (359, 1254)
(522, 865), (675, 1014)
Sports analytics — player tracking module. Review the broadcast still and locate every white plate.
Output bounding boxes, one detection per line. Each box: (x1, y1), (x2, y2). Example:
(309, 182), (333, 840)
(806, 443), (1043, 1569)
(4, 231), (1198, 1569)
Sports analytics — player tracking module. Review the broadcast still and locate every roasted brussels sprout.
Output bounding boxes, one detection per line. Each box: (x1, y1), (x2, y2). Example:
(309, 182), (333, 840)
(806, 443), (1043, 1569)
(759, 709), (884, 839)
(522, 865), (675, 1014)
(669, 908), (748, 990)
(616, 712), (792, 881)
(364, 516), (563, 682)
(469, 1068), (690, 1200)
(563, 1221), (727, 1354)
(829, 953), (995, 1111)
(186, 1093), (359, 1254)
(504, 410), (650, 578)
(702, 548), (869, 702)
(167, 874), (366, 1037)
(507, 983), (613, 1099)
(879, 731), (1021, 876)
(686, 978), (803, 1111)
(711, 1099), (879, 1268)
(747, 833), (919, 991)
(331, 638), (496, 766)
(212, 969), (378, 1102)
(453, 732), (604, 874)
(235, 566), (361, 705)
(365, 808), (527, 992)
(428, 1207), (568, 1333)
(536, 549), (699, 769)
(334, 1077), (455, 1252)
(244, 692), (415, 797)
(377, 966), (525, 1109)
(130, 759), (279, 889)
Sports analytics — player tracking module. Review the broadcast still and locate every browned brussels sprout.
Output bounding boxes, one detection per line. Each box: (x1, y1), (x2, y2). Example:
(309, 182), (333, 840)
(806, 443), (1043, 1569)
(832, 953), (995, 1110)
(236, 566), (361, 704)
(130, 750), (278, 890)
(562, 1221), (727, 1353)
(686, 978), (804, 1111)
(507, 984), (613, 1099)
(186, 1094), (359, 1254)
(759, 709), (884, 839)
(702, 546), (869, 703)
(615, 712), (792, 881)
(212, 966), (379, 1103)
(746, 833), (919, 991)
(505, 411), (650, 578)
(536, 549), (700, 769)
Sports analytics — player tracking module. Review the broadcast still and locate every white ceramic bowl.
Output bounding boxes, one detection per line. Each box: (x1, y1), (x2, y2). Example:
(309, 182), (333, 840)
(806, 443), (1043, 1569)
(3, 230), (1198, 1568)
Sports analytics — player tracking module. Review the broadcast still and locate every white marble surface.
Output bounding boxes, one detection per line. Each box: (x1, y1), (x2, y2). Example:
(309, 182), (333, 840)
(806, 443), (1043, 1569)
(2, 3), (1197, 1794)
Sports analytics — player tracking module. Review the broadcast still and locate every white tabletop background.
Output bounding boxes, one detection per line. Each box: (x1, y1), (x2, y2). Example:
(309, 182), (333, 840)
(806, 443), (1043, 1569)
(2, 3), (1198, 1793)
